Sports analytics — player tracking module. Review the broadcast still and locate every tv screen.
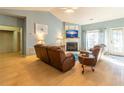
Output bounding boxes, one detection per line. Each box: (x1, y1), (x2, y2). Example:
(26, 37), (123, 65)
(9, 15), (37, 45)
(66, 30), (78, 38)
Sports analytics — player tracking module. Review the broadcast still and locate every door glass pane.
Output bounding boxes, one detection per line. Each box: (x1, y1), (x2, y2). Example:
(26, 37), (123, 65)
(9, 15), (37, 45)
(111, 29), (123, 53)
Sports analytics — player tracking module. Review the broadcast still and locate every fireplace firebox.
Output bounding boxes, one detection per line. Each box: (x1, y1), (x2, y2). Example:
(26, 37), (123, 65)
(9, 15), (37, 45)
(66, 42), (78, 51)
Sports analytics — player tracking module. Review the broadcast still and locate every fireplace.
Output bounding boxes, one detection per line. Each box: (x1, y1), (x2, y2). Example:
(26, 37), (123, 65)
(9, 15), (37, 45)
(66, 42), (78, 51)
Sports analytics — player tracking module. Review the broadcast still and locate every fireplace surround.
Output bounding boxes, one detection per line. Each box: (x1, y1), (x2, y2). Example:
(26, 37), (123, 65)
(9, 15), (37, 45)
(66, 42), (78, 51)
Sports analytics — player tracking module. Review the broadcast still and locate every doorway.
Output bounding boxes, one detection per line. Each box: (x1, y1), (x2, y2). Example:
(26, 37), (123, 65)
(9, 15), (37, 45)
(0, 26), (22, 54)
(107, 27), (124, 56)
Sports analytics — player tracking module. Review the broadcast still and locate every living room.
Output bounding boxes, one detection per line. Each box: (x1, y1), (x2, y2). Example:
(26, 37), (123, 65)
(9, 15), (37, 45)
(0, 7), (124, 86)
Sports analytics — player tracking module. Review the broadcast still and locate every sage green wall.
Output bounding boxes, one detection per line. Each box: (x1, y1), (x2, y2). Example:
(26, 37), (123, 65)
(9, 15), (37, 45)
(81, 18), (124, 49)
(0, 9), (64, 55)
(0, 26), (22, 53)
(0, 31), (13, 53)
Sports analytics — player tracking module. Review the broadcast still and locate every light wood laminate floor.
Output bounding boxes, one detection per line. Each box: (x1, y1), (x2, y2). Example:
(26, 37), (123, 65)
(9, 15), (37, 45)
(0, 53), (124, 86)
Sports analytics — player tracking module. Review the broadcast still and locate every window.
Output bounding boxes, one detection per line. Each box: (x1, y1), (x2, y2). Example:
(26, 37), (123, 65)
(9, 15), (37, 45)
(86, 30), (100, 50)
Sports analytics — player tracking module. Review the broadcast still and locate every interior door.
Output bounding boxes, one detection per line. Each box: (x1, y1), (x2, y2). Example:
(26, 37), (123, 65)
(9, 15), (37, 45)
(109, 28), (124, 56)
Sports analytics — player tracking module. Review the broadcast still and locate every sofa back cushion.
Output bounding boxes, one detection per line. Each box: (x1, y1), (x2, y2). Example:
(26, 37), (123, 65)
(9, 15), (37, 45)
(34, 44), (50, 64)
(47, 46), (66, 70)
(40, 45), (50, 64)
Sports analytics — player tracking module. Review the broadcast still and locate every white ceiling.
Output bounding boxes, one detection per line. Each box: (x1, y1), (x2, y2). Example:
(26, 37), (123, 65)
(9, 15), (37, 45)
(1, 7), (124, 25)
(51, 7), (124, 25)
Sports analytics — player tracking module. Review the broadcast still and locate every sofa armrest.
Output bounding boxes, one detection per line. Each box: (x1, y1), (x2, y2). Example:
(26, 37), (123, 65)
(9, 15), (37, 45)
(66, 53), (74, 57)
(62, 54), (75, 72)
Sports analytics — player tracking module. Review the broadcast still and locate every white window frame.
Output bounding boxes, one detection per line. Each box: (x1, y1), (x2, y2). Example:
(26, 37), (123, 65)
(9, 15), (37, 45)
(86, 30), (100, 50)
(106, 27), (124, 56)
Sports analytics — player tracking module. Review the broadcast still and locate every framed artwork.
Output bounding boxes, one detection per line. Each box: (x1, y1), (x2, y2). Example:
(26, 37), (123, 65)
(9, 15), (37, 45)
(35, 23), (48, 34)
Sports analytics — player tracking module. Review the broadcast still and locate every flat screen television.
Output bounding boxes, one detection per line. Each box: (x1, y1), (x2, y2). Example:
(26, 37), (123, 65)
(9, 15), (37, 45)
(66, 30), (78, 38)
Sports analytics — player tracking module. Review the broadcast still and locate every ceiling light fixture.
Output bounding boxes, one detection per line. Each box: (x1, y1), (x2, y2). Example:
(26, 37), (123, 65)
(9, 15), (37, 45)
(65, 9), (74, 13)
(61, 7), (78, 13)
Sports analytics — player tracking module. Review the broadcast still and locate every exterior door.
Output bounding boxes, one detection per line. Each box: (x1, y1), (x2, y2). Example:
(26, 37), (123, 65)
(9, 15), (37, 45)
(109, 28), (124, 56)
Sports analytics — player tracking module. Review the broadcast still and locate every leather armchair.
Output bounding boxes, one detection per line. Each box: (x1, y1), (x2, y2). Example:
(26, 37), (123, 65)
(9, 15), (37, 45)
(78, 44), (104, 73)
(78, 53), (95, 74)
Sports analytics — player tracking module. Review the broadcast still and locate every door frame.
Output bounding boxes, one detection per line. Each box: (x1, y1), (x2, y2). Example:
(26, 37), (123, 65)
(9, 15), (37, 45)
(107, 27), (124, 56)
(0, 25), (23, 55)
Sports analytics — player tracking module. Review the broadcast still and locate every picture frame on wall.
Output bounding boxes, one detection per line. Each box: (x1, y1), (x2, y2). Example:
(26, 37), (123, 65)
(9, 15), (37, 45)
(34, 23), (48, 34)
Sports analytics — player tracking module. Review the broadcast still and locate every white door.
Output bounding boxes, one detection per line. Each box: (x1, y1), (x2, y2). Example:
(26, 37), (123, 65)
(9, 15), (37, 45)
(109, 28), (124, 56)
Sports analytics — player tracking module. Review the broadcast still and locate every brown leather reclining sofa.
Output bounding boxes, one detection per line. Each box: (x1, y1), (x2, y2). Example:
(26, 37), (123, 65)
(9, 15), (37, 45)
(34, 44), (75, 72)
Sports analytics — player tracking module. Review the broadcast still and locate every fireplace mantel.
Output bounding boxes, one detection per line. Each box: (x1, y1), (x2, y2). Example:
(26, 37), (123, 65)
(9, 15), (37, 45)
(64, 22), (81, 52)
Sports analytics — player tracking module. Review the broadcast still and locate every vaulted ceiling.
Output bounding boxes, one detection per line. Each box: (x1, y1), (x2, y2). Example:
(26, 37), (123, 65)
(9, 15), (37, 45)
(1, 7), (124, 25)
